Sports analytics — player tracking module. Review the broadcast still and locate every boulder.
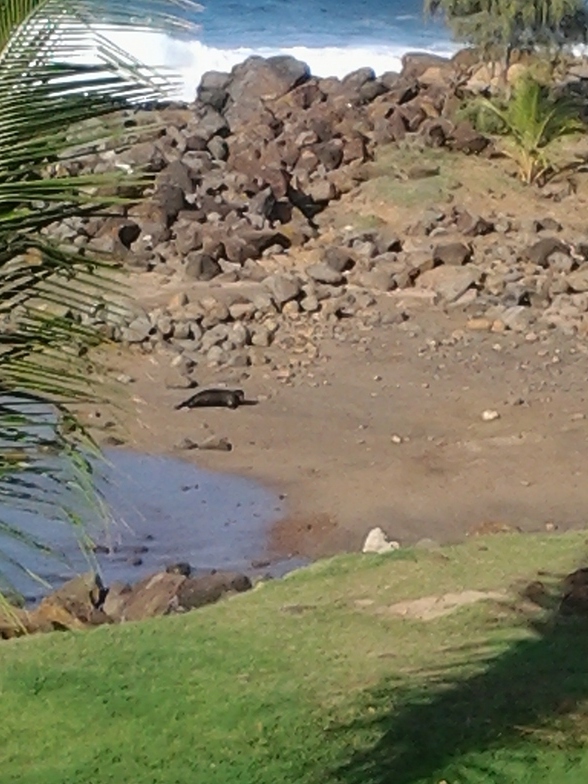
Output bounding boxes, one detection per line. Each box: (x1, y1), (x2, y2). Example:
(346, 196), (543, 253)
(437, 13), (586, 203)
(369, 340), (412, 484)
(225, 56), (311, 129)
(120, 572), (187, 621)
(192, 106), (230, 141)
(176, 571), (252, 610)
(401, 52), (453, 81)
(30, 572), (112, 631)
(447, 121), (490, 155)
(196, 70), (231, 111)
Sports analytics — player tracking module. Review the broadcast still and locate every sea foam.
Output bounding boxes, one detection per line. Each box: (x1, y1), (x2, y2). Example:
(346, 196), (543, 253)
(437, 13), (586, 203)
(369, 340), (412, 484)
(87, 26), (460, 101)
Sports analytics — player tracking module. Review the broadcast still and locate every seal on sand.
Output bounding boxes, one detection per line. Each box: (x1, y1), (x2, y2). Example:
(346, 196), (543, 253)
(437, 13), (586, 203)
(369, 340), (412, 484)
(175, 388), (245, 410)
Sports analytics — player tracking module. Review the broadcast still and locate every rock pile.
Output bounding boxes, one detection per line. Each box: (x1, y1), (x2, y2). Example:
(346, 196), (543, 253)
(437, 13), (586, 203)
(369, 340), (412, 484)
(36, 51), (588, 375)
(0, 568), (253, 640)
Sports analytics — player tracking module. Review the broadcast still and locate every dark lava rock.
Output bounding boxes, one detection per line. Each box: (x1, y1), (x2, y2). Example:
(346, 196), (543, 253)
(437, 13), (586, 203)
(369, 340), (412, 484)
(433, 241), (472, 266)
(176, 571), (253, 610)
(525, 237), (570, 267)
(184, 251), (222, 281)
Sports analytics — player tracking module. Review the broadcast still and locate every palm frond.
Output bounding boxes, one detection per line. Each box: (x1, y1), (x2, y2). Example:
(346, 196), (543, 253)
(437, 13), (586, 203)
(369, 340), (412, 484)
(479, 75), (585, 183)
(0, 0), (201, 599)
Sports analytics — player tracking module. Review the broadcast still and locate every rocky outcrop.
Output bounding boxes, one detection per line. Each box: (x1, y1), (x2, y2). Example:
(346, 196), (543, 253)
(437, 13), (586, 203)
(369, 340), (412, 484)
(30, 52), (588, 384)
(1, 567), (253, 639)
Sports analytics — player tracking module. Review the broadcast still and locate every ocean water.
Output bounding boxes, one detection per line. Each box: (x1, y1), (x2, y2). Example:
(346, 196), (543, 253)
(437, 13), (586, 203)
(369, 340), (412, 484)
(99, 0), (457, 100)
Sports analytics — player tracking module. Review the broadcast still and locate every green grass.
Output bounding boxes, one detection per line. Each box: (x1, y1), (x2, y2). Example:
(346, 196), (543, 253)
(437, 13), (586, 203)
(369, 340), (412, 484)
(2, 532), (588, 783)
(359, 140), (532, 211)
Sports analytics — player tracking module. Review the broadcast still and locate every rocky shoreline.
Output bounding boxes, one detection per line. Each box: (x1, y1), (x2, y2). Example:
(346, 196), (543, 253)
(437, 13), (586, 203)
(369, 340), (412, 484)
(41, 49), (588, 380)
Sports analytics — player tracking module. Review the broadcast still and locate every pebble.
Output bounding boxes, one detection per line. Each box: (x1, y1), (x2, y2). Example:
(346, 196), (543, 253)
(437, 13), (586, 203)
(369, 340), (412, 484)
(481, 409), (501, 422)
(175, 437), (198, 450)
(198, 435), (233, 452)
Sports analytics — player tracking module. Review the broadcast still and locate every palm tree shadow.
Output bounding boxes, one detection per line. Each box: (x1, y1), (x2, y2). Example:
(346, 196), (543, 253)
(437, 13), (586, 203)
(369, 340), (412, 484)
(336, 569), (588, 784)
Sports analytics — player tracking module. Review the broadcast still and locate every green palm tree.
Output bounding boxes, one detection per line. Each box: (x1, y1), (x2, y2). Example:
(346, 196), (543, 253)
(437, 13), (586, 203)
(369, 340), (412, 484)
(0, 0), (199, 597)
(479, 75), (585, 184)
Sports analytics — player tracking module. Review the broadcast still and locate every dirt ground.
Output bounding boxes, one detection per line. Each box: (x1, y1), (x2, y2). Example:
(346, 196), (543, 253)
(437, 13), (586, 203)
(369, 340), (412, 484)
(85, 143), (588, 561)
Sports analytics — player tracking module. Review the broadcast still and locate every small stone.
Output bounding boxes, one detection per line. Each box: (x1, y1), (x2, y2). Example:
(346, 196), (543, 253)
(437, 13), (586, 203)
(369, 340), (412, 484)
(481, 409), (500, 422)
(229, 302), (256, 320)
(265, 273), (302, 306)
(102, 435), (125, 446)
(206, 345), (227, 365)
(433, 241), (472, 266)
(416, 266), (479, 303)
(116, 373), (134, 384)
(306, 262), (345, 285)
(175, 437), (198, 450)
(251, 326), (272, 347)
(198, 435), (233, 451)
(301, 293), (320, 312)
(362, 527), (400, 554)
(391, 434), (403, 444)
(466, 318), (492, 332)
(282, 300), (300, 317)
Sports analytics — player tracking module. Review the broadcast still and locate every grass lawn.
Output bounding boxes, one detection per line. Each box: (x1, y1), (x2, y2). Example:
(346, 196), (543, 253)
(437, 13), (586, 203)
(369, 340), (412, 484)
(2, 532), (588, 783)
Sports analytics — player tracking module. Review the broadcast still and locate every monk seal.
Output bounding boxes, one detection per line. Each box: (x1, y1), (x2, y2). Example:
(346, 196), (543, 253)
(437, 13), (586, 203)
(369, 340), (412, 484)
(175, 388), (245, 410)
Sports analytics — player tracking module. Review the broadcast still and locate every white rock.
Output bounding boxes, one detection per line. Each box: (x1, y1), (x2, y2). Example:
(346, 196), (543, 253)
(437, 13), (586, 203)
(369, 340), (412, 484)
(362, 527), (400, 555)
(481, 409), (501, 422)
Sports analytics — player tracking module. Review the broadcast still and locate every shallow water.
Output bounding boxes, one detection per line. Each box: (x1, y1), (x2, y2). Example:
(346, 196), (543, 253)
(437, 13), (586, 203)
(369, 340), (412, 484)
(1, 447), (307, 603)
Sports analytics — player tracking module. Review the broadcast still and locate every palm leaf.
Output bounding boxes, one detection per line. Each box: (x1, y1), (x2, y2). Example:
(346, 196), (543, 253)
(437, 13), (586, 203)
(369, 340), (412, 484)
(0, 0), (201, 599)
(479, 76), (585, 183)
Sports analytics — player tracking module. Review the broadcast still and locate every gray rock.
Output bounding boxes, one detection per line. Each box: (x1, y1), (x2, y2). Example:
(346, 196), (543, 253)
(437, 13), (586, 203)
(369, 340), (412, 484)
(156, 315), (174, 338)
(417, 266), (480, 303)
(229, 302), (256, 320)
(265, 273), (302, 305)
(306, 261), (345, 285)
(300, 293), (320, 311)
(306, 179), (337, 203)
(525, 237), (569, 267)
(322, 246), (355, 273)
(433, 241), (472, 266)
(207, 135), (229, 161)
(359, 268), (396, 291)
(566, 267), (588, 293)
(196, 70), (231, 111)
(184, 252), (222, 281)
(403, 249), (435, 277)
(251, 326), (272, 347)
(121, 316), (152, 343)
(206, 345), (228, 365)
(228, 322), (250, 348)
(501, 305), (534, 332)
(201, 324), (231, 351)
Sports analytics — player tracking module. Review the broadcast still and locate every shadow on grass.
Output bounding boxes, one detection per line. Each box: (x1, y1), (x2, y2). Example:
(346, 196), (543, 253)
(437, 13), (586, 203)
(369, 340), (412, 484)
(336, 576), (588, 784)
